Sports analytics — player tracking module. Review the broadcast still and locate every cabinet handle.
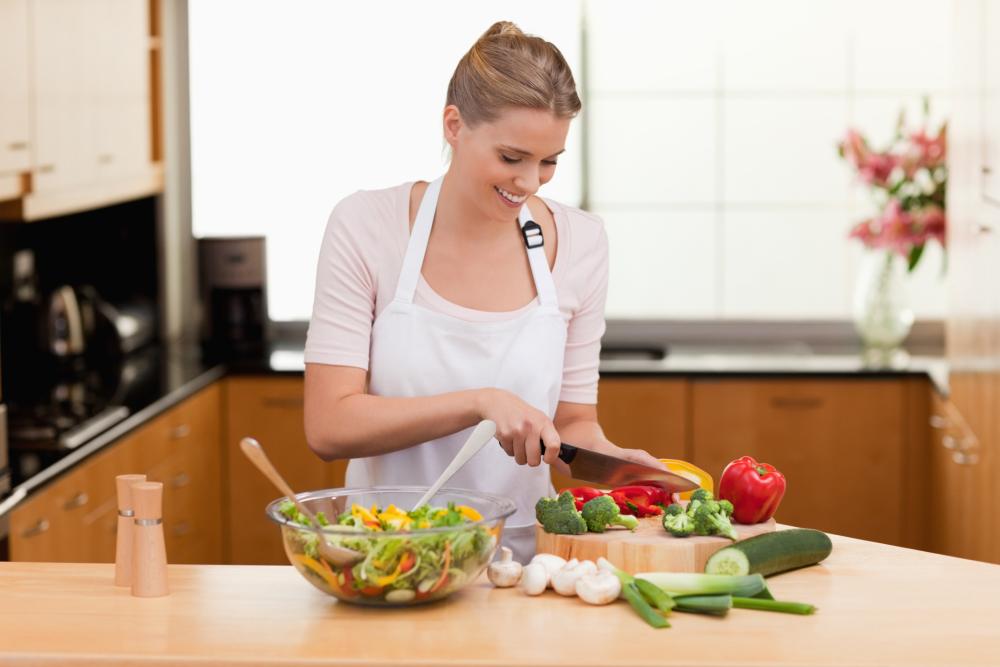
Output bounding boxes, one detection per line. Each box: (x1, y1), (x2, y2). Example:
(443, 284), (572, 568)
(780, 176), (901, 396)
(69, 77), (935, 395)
(22, 518), (50, 538)
(37, 164), (55, 173)
(63, 492), (89, 510)
(929, 415), (949, 429)
(770, 397), (823, 409)
(7, 141), (28, 151)
(262, 397), (304, 408)
(170, 424), (191, 440)
(171, 472), (191, 488)
(172, 521), (191, 537)
(97, 153), (114, 164)
(953, 451), (980, 466)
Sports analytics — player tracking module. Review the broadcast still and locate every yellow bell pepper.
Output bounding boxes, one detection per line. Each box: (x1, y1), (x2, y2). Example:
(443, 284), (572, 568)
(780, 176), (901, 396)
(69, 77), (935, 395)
(659, 459), (714, 501)
(455, 505), (482, 521)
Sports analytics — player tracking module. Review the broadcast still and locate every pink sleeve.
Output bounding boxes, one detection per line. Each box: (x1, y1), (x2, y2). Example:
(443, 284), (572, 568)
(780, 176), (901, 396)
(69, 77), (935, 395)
(558, 219), (609, 405)
(304, 194), (377, 369)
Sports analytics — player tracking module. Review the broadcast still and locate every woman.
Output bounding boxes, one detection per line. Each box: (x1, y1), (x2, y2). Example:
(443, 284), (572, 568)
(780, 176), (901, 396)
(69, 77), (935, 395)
(303, 21), (663, 561)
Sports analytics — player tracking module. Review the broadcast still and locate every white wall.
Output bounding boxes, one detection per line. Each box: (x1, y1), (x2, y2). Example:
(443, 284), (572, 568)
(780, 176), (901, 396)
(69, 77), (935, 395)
(587, 0), (951, 320)
(189, 0), (952, 323)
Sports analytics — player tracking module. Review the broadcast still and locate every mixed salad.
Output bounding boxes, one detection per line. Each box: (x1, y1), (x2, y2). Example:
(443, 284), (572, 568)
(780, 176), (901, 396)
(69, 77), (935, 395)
(279, 500), (498, 604)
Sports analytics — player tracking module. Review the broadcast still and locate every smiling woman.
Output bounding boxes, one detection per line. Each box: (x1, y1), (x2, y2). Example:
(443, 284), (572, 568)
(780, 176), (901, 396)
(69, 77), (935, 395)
(301, 20), (664, 563)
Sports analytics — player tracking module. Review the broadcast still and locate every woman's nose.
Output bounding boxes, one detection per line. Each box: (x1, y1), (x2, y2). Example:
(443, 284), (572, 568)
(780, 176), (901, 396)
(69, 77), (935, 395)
(514, 170), (540, 194)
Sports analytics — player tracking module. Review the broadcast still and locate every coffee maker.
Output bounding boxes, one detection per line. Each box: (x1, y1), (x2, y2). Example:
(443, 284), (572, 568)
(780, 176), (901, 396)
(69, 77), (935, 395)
(198, 237), (268, 361)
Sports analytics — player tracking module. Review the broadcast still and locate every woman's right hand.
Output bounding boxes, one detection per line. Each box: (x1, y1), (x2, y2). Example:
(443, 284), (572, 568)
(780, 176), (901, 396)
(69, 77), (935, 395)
(475, 388), (562, 468)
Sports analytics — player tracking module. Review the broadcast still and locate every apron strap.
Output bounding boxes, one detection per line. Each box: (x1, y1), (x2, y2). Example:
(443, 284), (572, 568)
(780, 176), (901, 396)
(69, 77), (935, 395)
(394, 176), (443, 303)
(519, 206), (558, 309)
(395, 175), (558, 309)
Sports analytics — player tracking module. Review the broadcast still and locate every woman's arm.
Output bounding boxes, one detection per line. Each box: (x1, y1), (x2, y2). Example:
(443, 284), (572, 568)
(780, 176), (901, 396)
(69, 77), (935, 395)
(305, 364), (564, 465)
(553, 401), (666, 470)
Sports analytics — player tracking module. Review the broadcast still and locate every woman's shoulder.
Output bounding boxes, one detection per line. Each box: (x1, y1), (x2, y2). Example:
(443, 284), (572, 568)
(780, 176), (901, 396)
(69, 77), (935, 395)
(330, 182), (410, 222)
(541, 197), (608, 253)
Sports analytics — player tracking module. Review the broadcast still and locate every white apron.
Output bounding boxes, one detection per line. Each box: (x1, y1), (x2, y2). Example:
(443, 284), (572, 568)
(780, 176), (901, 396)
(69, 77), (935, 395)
(345, 175), (567, 562)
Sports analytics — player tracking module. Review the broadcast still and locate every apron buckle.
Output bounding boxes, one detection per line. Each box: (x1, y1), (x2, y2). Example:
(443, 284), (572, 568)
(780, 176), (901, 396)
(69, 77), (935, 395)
(521, 220), (544, 249)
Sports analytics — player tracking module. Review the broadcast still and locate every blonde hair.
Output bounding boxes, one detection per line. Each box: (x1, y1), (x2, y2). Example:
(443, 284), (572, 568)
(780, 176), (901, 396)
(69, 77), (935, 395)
(446, 21), (581, 127)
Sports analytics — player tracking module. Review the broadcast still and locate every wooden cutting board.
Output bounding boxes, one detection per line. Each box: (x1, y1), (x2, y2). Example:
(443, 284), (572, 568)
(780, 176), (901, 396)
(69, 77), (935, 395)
(534, 517), (777, 574)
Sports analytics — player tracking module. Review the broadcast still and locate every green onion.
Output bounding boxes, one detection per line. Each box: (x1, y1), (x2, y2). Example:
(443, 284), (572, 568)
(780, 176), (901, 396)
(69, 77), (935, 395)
(634, 572), (766, 598)
(622, 581), (670, 628)
(633, 577), (676, 613)
(732, 597), (816, 615)
(673, 594), (732, 616)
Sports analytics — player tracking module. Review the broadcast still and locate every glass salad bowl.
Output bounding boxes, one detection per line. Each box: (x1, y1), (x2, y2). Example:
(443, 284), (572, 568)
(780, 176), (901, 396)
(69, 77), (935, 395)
(266, 486), (516, 606)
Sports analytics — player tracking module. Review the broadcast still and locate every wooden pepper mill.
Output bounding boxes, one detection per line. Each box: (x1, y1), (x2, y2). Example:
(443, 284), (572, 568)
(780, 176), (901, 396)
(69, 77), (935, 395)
(130, 481), (169, 598)
(114, 474), (147, 587)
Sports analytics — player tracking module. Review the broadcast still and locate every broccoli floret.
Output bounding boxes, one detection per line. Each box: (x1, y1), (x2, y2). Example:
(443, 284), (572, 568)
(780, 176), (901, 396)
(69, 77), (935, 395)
(689, 488), (714, 503)
(692, 503), (739, 541)
(662, 511), (695, 537)
(664, 503), (685, 516)
(535, 491), (587, 535)
(718, 499), (734, 517)
(581, 495), (639, 533)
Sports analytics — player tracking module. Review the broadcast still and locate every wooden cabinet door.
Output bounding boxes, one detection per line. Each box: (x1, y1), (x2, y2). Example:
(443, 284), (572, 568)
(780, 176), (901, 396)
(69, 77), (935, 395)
(691, 378), (906, 545)
(0, 0), (31, 197)
(156, 384), (224, 564)
(223, 376), (347, 565)
(552, 378), (688, 492)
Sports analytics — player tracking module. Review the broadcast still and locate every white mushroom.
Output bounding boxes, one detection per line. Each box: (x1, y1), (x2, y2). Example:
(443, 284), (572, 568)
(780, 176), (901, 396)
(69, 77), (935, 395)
(551, 559), (597, 596)
(596, 557), (618, 574)
(529, 553), (567, 588)
(575, 571), (622, 605)
(519, 562), (548, 596)
(487, 547), (523, 588)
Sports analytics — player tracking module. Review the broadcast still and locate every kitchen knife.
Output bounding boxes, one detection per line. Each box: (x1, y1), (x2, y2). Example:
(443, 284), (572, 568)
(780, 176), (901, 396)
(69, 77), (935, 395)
(540, 442), (700, 494)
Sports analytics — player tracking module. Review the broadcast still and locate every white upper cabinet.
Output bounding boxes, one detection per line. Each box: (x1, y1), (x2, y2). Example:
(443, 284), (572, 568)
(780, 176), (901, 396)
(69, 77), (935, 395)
(0, 0), (32, 199)
(0, 0), (160, 220)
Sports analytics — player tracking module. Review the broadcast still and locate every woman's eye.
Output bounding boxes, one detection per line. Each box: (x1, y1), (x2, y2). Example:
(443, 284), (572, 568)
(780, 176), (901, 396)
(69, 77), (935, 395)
(500, 155), (520, 164)
(542, 160), (558, 167)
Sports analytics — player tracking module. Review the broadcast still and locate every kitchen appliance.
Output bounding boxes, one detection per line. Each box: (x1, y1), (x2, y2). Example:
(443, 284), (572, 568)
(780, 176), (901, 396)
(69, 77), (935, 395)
(541, 442), (700, 494)
(198, 237), (268, 360)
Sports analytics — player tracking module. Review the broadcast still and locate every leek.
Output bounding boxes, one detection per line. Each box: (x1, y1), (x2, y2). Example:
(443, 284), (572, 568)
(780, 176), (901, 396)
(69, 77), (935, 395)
(634, 572), (766, 598)
(732, 597), (816, 615)
(673, 594), (732, 616)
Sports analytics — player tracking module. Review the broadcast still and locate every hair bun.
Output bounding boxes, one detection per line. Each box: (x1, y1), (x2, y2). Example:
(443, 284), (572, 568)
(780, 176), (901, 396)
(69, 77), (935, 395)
(481, 20), (524, 40)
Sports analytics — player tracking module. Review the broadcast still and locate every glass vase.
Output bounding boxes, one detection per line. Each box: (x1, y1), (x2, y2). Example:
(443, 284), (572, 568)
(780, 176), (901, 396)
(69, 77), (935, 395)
(851, 250), (914, 359)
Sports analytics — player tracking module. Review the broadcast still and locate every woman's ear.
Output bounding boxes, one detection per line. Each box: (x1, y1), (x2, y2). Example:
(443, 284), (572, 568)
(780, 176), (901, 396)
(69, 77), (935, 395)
(443, 105), (463, 148)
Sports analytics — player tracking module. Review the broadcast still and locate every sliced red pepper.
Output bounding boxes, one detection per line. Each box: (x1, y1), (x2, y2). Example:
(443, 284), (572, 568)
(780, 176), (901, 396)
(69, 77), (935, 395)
(559, 486), (606, 511)
(609, 485), (668, 517)
(717, 455), (787, 524)
(399, 550), (416, 573)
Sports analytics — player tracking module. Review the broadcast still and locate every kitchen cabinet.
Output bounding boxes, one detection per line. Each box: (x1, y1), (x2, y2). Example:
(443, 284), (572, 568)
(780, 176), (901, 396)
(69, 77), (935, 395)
(928, 385), (994, 561)
(690, 378), (925, 547)
(0, 0), (31, 201)
(551, 377), (688, 493)
(8, 384), (224, 564)
(942, 0), (1000, 564)
(222, 376), (347, 565)
(0, 0), (162, 220)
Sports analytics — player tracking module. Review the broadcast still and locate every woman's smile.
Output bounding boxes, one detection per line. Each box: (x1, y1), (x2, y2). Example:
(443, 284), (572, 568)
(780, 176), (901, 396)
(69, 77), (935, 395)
(495, 186), (528, 207)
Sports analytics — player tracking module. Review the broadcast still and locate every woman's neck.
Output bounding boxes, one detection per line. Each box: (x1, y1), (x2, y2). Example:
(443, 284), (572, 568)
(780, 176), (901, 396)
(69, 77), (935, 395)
(436, 170), (519, 241)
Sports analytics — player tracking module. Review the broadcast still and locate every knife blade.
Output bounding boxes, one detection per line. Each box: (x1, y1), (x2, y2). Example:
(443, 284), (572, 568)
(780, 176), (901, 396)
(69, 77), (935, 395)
(540, 442), (700, 494)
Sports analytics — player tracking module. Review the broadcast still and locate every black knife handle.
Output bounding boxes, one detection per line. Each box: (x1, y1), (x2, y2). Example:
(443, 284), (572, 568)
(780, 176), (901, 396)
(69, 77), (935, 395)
(539, 442), (578, 464)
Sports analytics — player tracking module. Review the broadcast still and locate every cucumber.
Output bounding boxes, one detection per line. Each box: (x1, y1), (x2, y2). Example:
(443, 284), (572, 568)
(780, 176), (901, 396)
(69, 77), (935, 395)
(704, 528), (832, 577)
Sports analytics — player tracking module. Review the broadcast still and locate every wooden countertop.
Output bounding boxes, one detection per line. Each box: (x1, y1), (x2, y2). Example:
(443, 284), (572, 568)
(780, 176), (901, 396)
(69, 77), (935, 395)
(2, 532), (999, 666)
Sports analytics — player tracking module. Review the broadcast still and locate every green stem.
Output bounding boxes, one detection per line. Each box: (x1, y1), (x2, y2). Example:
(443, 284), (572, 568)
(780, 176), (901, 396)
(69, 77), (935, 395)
(623, 581), (671, 628)
(732, 597), (816, 615)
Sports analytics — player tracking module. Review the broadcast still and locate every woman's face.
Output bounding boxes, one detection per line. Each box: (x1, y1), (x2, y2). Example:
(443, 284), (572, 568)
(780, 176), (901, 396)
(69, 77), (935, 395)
(444, 105), (571, 222)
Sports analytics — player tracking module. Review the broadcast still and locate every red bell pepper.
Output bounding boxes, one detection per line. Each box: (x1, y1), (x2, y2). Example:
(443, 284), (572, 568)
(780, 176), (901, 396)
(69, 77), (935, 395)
(608, 485), (667, 517)
(560, 486), (606, 511)
(717, 455), (787, 524)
